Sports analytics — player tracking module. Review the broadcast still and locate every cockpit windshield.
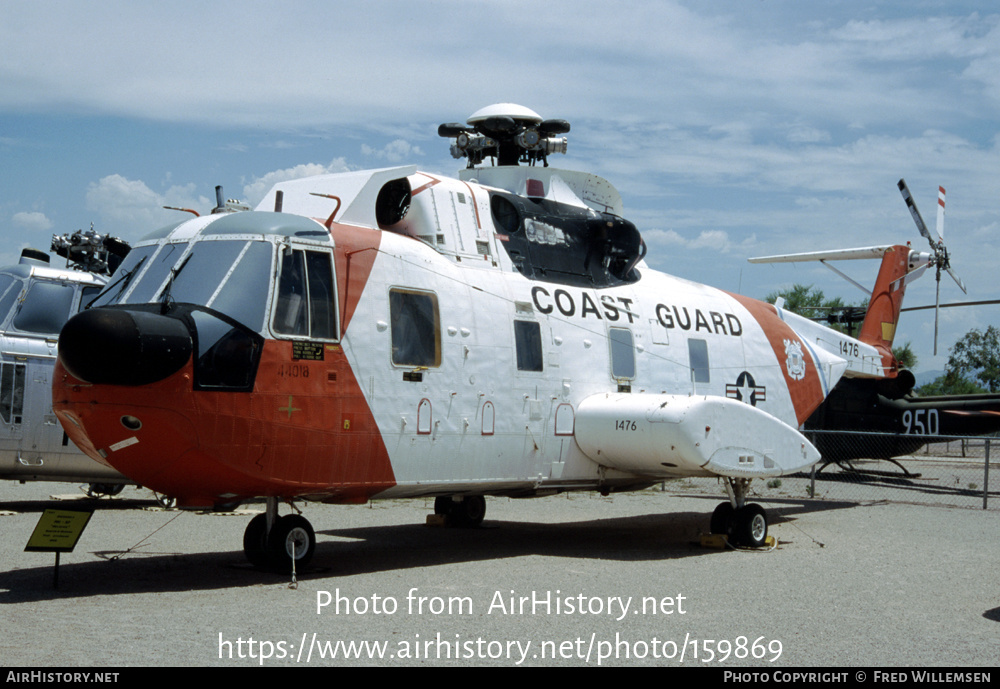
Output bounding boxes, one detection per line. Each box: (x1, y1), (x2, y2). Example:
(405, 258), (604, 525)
(87, 239), (274, 331)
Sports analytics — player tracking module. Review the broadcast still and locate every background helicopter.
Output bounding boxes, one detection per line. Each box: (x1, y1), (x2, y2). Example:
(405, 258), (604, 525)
(0, 229), (132, 495)
(1, 193), (253, 499)
(752, 181), (1000, 474)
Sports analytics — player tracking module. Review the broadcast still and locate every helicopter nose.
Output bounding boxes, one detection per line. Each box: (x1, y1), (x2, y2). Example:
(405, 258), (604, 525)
(59, 308), (193, 386)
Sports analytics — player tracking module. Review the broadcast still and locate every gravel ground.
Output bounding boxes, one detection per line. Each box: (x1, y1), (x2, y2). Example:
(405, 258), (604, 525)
(1, 477), (997, 667)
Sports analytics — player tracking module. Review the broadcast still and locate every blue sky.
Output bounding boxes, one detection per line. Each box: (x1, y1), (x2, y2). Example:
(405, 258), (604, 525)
(2, 1), (998, 373)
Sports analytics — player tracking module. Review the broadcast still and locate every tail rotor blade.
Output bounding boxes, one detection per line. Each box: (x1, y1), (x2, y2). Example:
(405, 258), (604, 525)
(898, 178), (933, 242)
(946, 265), (967, 294)
(935, 185), (946, 242)
(898, 179), (966, 355)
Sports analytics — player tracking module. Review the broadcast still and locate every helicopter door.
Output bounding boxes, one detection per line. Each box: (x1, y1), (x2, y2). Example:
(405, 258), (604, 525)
(0, 362), (26, 445)
(6, 278), (81, 465)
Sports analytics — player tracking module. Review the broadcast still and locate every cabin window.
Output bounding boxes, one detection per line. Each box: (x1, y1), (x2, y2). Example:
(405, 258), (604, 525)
(12, 281), (76, 335)
(389, 288), (440, 367)
(688, 338), (710, 383)
(273, 248), (337, 340)
(514, 320), (543, 372)
(609, 327), (636, 379)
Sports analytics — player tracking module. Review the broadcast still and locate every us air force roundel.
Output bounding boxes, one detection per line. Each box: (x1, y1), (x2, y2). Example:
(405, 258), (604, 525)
(726, 371), (767, 406)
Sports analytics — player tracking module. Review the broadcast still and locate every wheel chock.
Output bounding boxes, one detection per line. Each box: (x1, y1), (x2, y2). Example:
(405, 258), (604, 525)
(699, 534), (777, 549)
(700, 534), (728, 548)
(425, 514), (448, 527)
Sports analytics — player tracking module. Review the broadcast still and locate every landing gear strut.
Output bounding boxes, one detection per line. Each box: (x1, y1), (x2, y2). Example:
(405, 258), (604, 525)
(710, 478), (769, 548)
(243, 497), (316, 571)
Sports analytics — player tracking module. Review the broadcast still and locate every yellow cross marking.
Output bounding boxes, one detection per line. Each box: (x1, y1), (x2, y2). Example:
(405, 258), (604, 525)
(279, 395), (301, 419)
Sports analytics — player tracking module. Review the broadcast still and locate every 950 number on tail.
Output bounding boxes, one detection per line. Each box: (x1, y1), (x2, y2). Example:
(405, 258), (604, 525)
(902, 409), (939, 435)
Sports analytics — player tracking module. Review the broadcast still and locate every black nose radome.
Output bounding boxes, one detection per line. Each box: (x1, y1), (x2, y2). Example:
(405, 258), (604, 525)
(59, 308), (193, 386)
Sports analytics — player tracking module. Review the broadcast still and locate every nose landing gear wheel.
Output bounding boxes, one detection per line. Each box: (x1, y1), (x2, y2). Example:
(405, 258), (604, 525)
(242, 511), (316, 572)
(731, 504), (768, 548)
(243, 513), (270, 568)
(710, 502), (734, 536)
(267, 514), (316, 572)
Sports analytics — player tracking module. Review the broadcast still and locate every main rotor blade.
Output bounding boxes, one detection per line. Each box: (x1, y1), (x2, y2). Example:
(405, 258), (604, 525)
(934, 275), (941, 356)
(901, 299), (1000, 312)
(898, 178), (933, 242)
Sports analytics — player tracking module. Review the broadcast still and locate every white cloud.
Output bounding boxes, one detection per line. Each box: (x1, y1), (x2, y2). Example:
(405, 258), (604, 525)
(85, 175), (210, 240)
(11, 211), (52, 232)
(786, 125), (831, 144)
(361, 139), (424, 163)
(644, 228), (757, 255)
(241, 158), (351, 208)
(0, 1), (997, 373)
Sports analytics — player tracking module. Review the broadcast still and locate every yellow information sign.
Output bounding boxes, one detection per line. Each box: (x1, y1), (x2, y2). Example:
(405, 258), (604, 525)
(24, 509), (93, 553)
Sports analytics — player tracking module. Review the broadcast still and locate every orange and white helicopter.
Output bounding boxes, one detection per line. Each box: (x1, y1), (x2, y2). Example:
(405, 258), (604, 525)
(52, 104), (928, 571)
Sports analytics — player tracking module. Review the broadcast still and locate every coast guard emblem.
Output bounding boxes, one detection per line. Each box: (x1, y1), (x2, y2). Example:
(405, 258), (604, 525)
(784, 339), (806, 381)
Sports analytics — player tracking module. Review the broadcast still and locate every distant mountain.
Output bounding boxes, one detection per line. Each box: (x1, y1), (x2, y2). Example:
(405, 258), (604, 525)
(912, 370), (944, 389)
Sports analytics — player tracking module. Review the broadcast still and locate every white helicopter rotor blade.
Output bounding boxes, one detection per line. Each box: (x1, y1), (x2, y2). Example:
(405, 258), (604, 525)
(935, 185), (946, 242)
(898, 178), (933, 242)
(946, 265), (967, 294)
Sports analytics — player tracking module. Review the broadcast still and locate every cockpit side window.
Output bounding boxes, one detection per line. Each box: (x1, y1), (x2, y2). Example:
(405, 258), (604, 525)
(274, 250), (307, 336)
(0, 275), (23, 326)
(305, 251), (336, 340)
(12, 281), (76, 335)
(79, 286), (103, 312)
(272, 247), (338, 340)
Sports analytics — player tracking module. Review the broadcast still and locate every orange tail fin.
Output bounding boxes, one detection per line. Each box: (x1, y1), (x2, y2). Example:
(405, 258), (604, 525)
(857, 244), (916, 373)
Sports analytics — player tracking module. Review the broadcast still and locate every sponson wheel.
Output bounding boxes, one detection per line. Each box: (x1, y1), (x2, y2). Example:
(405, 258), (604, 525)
(434, 496), (486, 527)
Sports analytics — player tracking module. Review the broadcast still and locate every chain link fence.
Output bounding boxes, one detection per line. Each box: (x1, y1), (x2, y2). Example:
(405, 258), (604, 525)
(798, 430), (996, 510)
(665, 431), (997, 511)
